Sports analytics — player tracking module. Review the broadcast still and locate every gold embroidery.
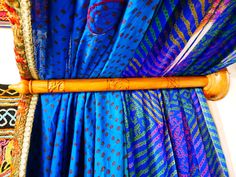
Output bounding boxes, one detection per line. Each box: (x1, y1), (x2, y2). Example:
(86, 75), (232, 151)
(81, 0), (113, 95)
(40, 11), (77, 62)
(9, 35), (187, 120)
(5, 0), (39, 176)
(19, 0), (38, 79)
(19, 94), (38, 177)
(11, 94), (32, 177)
(5, 0), (32, 79)
(0, 88), (18, 97)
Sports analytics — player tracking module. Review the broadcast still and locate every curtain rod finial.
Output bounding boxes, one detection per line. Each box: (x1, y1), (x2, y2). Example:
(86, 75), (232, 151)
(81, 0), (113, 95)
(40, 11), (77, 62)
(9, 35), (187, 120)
(204, 69), (230, 101)
(9, 80), (30, 94)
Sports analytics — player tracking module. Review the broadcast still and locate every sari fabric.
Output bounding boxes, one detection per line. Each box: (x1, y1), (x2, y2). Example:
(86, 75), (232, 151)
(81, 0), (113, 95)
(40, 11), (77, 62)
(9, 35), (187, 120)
(26, 0), (236, 177)
(27, 0), (160, 176)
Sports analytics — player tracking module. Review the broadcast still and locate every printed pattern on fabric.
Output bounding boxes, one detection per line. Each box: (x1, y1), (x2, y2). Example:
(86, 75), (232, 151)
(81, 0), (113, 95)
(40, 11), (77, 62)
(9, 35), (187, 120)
(173, 1), (236, 76)
(28, 0), (160, 176)
(122, 90), (178, 177)
(31, 0), (161, 79)
(27, 92), (128, 177)
(123, 89), (229, 177)
(87, 0), (125, 34)
(123, 0), (236, 77)
(194, 89), (228, 176)
(123, 0), (213, 77)
(121, 0), (233, 176)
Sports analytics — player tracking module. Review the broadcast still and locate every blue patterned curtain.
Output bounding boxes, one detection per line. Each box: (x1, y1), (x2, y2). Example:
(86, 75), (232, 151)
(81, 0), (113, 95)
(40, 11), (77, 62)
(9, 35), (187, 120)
(27, 0), (236, 177)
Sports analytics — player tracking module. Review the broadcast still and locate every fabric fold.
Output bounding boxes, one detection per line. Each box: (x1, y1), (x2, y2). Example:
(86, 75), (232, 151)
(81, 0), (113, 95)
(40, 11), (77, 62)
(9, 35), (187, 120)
(7, 0), (234, 176)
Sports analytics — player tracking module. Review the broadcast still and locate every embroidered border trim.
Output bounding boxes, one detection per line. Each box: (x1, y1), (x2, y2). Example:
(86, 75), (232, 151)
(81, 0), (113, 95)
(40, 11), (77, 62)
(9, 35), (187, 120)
(19, 94), (38, 177)
(0, 88), (19, 97)
(5, 0), (31, 79)
(16, 1), (38, 176)
(19, 0), (38, 79)
(4, 0), (39, 176)
(11, 95), (31, 177)
(0, 98), (20, 107)
(5, 0), (37, 80)
(0, 130), (14, 137)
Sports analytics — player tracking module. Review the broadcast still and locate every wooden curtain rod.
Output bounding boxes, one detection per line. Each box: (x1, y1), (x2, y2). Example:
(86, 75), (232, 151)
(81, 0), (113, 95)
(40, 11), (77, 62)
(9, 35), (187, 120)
(8, 69), (229, 101)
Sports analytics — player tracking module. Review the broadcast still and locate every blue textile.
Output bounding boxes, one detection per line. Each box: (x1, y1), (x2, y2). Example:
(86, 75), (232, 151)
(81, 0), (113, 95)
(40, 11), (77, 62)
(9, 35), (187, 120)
(27, 0), (235, 177)
(27, 0), (160, 176)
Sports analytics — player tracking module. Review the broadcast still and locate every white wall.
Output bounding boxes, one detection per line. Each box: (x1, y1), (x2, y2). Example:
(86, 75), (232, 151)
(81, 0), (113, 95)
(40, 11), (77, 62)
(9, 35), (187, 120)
(0, 27), (20, 84)
(208, 64), (236, 176)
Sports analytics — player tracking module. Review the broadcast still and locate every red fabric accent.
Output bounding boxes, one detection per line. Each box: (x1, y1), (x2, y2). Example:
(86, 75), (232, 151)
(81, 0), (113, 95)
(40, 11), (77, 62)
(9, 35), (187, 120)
(0, 11), (7, 21)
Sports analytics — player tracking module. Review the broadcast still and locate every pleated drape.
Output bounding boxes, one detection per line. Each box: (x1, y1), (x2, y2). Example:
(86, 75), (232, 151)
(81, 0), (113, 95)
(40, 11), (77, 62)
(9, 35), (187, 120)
(21, 0), (236, 177)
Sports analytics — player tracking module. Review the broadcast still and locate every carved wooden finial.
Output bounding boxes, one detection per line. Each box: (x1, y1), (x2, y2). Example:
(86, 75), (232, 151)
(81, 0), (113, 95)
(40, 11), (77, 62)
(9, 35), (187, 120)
(8, 80), (30, 94)
(203, 69), (230, 101)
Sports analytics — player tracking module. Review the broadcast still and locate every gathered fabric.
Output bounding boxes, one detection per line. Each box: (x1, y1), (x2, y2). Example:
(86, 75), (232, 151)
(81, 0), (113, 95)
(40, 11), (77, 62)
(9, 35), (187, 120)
(21, 0), (236, 177)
